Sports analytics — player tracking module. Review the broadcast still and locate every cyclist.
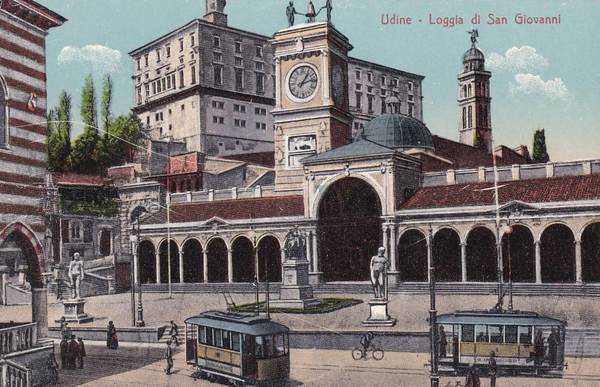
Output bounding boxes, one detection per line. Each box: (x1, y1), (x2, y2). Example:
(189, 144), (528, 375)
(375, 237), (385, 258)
(359, 332), (375, 356)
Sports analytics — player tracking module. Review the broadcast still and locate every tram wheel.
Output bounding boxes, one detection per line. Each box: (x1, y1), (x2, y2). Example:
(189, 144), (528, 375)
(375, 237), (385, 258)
(352, 348), (364, 360)
(372, 348), (384, 360)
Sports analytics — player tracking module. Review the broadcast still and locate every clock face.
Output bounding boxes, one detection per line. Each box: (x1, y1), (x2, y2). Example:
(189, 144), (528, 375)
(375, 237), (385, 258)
(332, 64), (345, 105)
(288, 65), (318, 101)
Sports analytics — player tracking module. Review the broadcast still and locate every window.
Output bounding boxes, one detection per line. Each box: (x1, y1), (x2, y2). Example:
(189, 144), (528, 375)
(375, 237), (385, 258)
(355, 92), (362, 110)
(367, 72), (373, 82)
(222, 330), (231, 349)
(367, 86), (373, 93)
(144, 54), (149, 67)
(461, 325), (474, 342)
(213, 52), (223, 63)
(235, 57), (243, 67)
(171, 74), (176, 89)
(233, 104), (246, 113)
(475, 325), (488, 342)
(213, 35), (221, 48)
(391, 78), (398, 88)
(408, 103), (414, 117)
(191, 66), (197, 84)
(381, 98), (386, 114)
(166, 75), (171, 90)
(199, 326), (207, 344)
(152, 82), (156, 95)
(136, 58), (141, 70)
(367, 95), (374, 113)
(489, 325), (503, 343)
(355, 84), (362, 91)
(408, 94), (414, 101)
(381, 76), (386, 86)
(255, 107), (267, 115)
(519, 326), (532, 344)
(146, 116), (150, 126)
(166, 45), (171, 58)
(181, 104), (185, 111)
(235, 68), (244, 90)
(179, 70), (184, 88)
(214, 65), (223, 85)
(190, 33), (195, 47)
(231, 332), (240, 351)
(355, 70), (361, 79)
(256, 73), (265, 93)
(235, 41), (242, 54)
(408, 81), (413, 92)
(381, 89), (387, 96)
(161, 78), (166, 91)
(144, 84), (150, 98)
(213, 116), (224, 124)
(462, 107), (466, 129)
(179, 38), (184, 52)
(467, 105), (472, 128)
(136, 87), (142, 105)
(505, 326), (518, 344)
(156, 49), (161, 62)
(70, 221), (82, 241)
(255, 45), (263, 58)
(234, 119), (246, 128)
(256, 122), (266, 130)
(255, 62), (264, 71)
(212, 101), (225, 109)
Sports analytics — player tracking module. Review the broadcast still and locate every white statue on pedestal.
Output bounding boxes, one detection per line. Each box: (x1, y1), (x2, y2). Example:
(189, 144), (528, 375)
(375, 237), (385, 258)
(370, 247), (388, 299)
(68, 253), (85, 299)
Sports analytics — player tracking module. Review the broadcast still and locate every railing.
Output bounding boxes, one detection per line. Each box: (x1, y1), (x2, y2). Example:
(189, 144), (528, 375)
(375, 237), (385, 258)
(0, 359), (32, 387)
(0, 323), (37, 356)
(170, 185), (287, 204)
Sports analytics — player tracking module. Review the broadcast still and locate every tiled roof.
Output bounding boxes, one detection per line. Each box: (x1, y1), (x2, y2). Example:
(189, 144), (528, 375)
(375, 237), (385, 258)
(53, 173), (111, 186)
(401, 174), (600, 210)
(302, 137), (395, 164)
(142, 196), (305, 224)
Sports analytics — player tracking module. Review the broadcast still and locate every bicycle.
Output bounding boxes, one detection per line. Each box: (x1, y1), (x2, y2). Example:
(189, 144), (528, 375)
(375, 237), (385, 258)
(351, 345), (384, 360)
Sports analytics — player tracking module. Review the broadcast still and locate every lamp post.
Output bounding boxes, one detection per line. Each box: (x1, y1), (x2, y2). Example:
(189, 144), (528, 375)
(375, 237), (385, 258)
(130, 207), (147, 327)
(129, 230), (137, 327)
(428, 226), (439, 387)
(504, 223), (514, 311)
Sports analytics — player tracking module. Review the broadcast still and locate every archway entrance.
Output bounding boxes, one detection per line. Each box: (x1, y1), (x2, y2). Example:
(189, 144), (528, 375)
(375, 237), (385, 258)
(0, 228), (43, 288)
(582, 223), (600, 283)
(466, 227), (497, 282)
(258, 236), (282, 282)
(207, 238), (228, 282)
(159, 240), (179, 284)
(138, 240), (156, 284)
(182, 239), (202, 283)
(541, 224), (575, 283)
(398, 229), (428, 282)
(318, 178), (382, 282)
(502, 225), (535, 283)
(232, 237), (254, 283)
(433, 228), (461, 282)
(99, 230), (111, 257)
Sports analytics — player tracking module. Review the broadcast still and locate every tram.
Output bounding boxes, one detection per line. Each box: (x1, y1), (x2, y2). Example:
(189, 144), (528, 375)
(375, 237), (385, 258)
(185, 311), (290, 386)
(435, 310), (566, 376)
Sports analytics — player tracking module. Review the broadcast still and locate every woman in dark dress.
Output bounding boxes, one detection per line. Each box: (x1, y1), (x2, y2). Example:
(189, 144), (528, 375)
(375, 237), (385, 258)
(107, 321), (118, 349)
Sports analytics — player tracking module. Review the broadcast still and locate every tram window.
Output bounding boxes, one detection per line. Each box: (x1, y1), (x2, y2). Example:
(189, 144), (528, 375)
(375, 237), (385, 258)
(505, 326), (518, 343)
(222, 330), (231, 349)
(461, 325), (474, 342)
(243, 334), (255, 354)
(198, 326), (207, 344)
(519, 326), (532, 344)
(489, 326), (503, 343)
(475, 325), (488, 342)
(255, 336), (265, 359)
(206, 327), (214, 346)
(215, 329), (223, 347)
(231, 332), (241, 351)
(273, 334), (286, 356)
(264, 335), (274, 357)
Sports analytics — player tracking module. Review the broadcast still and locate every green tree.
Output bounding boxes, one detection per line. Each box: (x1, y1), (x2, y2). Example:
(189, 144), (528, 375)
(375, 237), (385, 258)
(46, 108), (59, 171)
(47, 91), (72, 172)
(96, 75), (114, 172)
(70, 75), (99, 173)
(100, 74), (113, 131)
(531, 128), (550, 163)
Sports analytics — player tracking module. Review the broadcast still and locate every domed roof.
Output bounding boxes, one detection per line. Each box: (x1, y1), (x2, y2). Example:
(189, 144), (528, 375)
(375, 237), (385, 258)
(361, 114), (434, 150)
(463, 46), (485, 62)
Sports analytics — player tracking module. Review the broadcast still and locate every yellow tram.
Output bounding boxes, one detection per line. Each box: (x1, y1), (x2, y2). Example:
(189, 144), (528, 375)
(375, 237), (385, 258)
(436, 310), (566, 376)
(185, 311), (290, 386)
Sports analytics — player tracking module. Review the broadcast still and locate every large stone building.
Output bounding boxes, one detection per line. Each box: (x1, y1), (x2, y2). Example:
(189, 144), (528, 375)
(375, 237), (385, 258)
(129, 0), (424, 157)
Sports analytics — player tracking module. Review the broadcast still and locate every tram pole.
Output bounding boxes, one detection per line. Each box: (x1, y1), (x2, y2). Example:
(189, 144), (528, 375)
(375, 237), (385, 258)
(428, 226), (439, 387)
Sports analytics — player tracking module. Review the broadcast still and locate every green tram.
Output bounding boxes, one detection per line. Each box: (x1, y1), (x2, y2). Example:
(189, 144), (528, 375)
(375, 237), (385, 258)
(436, 310), (566, 376)
(185, 311), (290, 386)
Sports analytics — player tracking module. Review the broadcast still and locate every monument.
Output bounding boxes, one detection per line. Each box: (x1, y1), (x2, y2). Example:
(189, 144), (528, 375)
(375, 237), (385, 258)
(269, 228), (320, 309)
(362, 247), (396, 327)
(58, 253), (93, 323)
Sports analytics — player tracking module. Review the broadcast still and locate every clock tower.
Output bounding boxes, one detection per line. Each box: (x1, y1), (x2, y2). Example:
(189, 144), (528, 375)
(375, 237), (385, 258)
(271, 22), (354, 192)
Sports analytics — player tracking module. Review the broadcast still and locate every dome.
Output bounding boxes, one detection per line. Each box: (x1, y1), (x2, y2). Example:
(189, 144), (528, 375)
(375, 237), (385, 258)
(361, 114), (434, 150)
(463, 47), (485, 63)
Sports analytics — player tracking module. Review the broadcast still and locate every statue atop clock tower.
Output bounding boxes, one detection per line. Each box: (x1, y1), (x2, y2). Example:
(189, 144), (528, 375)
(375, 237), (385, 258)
(271, 22), (354, 191)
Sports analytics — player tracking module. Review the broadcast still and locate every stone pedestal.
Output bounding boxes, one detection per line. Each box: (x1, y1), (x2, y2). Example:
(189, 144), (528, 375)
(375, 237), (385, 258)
(308, 271), (324, 285)
(362, 299), (396, 327)
(32, 288), (48, 337)
(270, 259), (320, 309)
(58, 298), (93, 324)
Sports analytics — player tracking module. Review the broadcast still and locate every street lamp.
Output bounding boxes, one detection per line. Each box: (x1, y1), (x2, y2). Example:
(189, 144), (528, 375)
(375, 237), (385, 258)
(131, 207), (147, 327)
(428, 226), (439, 387)
(503, 223), (514, 311)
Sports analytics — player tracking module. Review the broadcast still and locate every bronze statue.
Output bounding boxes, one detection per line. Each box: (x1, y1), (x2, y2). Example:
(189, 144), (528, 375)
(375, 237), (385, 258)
(468, 28), (479, 46)
(286, 1), (297, 27)
(370, 247), (389, 299)
(284, 229), (307, 260)
(322, 0), (333, 23)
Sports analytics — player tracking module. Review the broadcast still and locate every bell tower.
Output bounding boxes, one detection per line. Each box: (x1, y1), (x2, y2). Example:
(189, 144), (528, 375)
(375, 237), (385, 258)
(204, 0), (227, 26)
(458, 30), (492, 152)
(271, 22), (354, 192)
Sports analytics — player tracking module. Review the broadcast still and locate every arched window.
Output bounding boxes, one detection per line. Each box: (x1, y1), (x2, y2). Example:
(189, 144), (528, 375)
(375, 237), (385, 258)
(467, 106), (472, 128)
(462, 85), (467, 98)
(462, 107), (466, 129)
(0, 77), (7, 147)
(467, 84), (472, 97)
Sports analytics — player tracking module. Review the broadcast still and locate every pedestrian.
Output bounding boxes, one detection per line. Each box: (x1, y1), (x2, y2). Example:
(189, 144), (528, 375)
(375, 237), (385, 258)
(438, 325), (447, 358)
(59, 337), (68, 369)
(489, 351), (497, 387)
(548, 328), (558, 367)
(107, 321), (118, 349)
(77, 337), (86, 369)
(165, 340), (174, 375)
(47, 353), (59, 385)
(465, 364), (480, 387)
(169, 320), (179, 346)
(534, 329), (545, 366)
(68, 335), (79, 369)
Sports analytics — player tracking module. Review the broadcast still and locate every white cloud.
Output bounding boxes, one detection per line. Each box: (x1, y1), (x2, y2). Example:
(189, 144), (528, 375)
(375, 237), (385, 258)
(510, 73), (570, 100)
(58, 45), (122, 73)
(487, 46), (549, 72)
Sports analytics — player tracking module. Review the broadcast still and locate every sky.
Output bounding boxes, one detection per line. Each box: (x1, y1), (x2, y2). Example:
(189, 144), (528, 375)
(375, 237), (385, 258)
(37, 0), (600, 161)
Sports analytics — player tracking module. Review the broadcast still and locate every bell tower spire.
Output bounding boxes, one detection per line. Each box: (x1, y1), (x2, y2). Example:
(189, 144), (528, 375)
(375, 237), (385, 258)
(204, 0), (228, 26)
(458, 29), (492, 152)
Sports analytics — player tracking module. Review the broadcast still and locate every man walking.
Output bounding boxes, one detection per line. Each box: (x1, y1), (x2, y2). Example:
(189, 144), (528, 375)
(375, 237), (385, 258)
(165, 340), (174, 375)
(68, 335), (79, 369)
(77, 337), (86, 369)
(489, 351), (497, 387)
(169, 320), (179, 346)
(59, 337), (68, 369)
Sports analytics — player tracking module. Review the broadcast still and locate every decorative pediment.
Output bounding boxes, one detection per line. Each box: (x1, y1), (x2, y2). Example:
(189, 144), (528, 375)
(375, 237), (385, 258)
(202, 217), (230, 227)
(497, 200), (539, 216)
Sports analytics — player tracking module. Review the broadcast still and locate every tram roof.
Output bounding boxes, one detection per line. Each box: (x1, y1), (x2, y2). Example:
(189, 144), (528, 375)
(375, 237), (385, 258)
(185, 311), (289, 336)
(437, 310), (565, 326)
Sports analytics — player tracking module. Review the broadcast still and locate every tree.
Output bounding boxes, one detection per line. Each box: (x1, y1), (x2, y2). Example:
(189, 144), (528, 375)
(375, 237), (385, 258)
(46, 108), (59, 171)
(531, 128), (550, 163)
(70, 75), (99, 174)
(47, 91), (72, 172)
(96, 75), (114, 172)
(100, 74), (113, 131)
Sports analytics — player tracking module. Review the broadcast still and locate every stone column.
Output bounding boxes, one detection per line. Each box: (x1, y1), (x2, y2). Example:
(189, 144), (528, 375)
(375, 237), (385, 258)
(460, 242), (467, 282)
(178, 250), (184, 284)
(31, 288), (48, 338)
(202, 250), (208, 283)
(388, 225), (399, 285)
(427, 235), (432, 283)
(155, 251), (161, 284)
(0, 265), (9, 305)
(280, 248), (286, 265)
(535, 241), (542, 284)
(306, 232), (313, 272)
(227, 248), (233, 283)
(575, 240), (582, 283)
(308, 231), (323, 284)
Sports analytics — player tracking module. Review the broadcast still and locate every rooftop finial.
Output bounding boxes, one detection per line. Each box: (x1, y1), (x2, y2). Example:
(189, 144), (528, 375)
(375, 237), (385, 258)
(468, 28), (479, 47)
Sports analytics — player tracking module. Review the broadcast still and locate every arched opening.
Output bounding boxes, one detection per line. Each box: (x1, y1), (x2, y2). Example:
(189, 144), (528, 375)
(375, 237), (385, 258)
(159, 240), (179, 284)
(582, 223), (600, 282)
(502, 225), (535, 283)
(182, 239), (202, 283)
(99, 230), (111, 257)
(433, 228), (461, 282)
(398, 230), (427, 282)
(541, 224), (575, 283)
(466, 227), (497, 282)
(318, 177), (382, 282)
(258, 236), (282, 282)
(138, 240), (156, 284)
(207, 238), (228, 283)
(0, 230), (43, 289)
(232, 237), (254, 283)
